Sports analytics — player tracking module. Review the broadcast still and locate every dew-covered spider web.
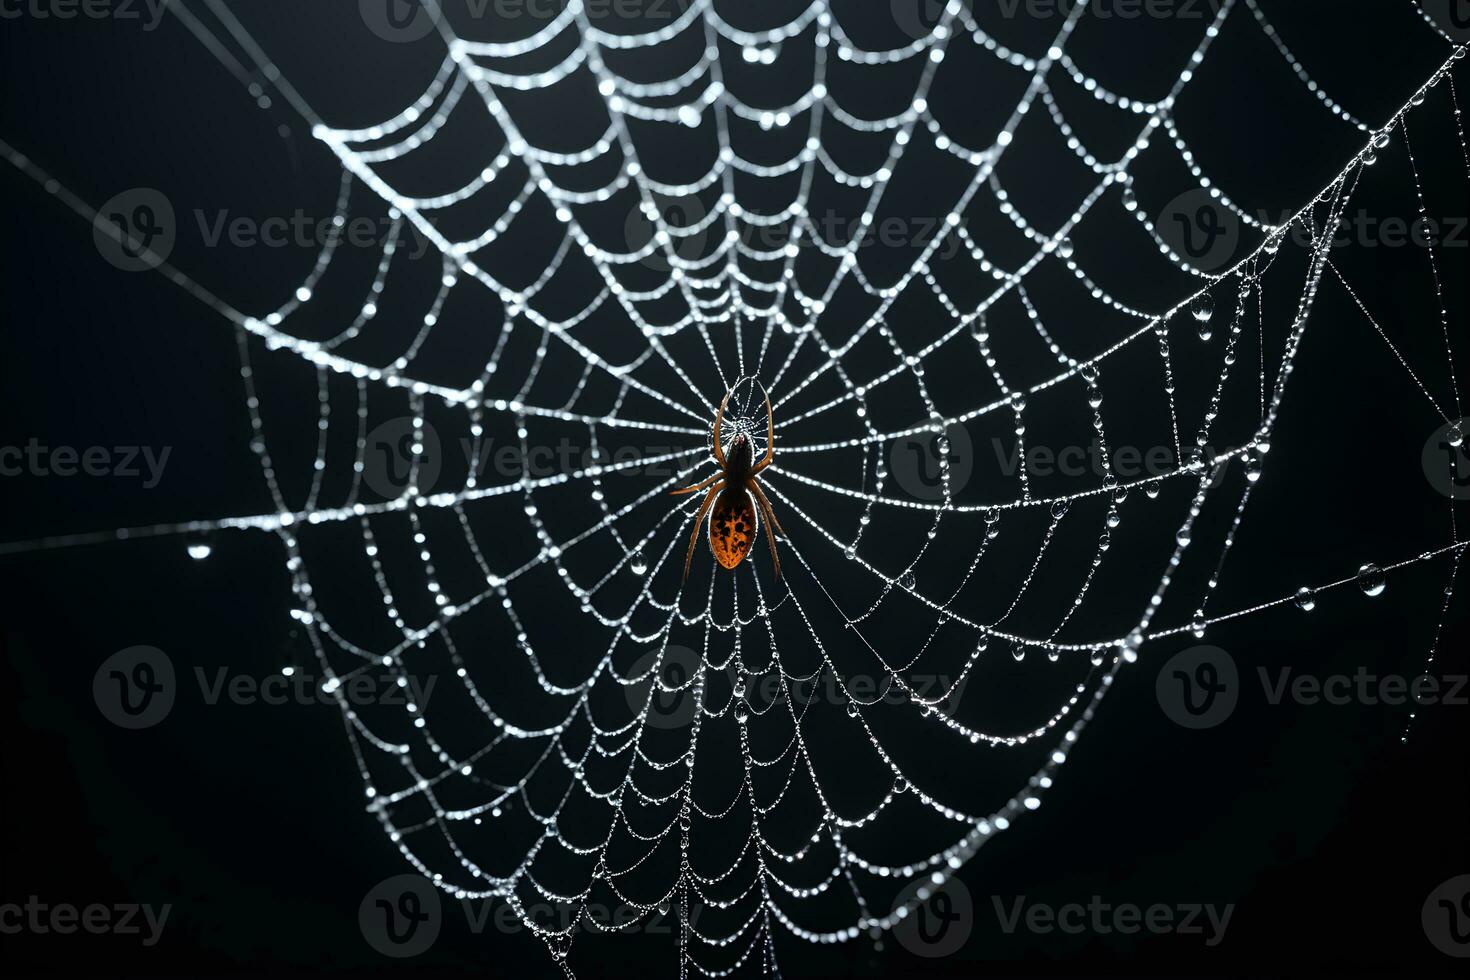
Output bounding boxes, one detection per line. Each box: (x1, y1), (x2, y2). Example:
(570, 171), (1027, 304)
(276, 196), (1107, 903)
(4, 0), (1470, 976)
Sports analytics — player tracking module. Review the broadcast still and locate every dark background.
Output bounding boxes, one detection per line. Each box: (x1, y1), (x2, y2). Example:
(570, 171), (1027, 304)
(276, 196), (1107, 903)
(1, 2), (1468, 977)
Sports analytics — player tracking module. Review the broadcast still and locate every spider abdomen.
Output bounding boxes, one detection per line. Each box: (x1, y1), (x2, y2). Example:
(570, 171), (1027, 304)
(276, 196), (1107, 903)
(708, 487), (756, 569)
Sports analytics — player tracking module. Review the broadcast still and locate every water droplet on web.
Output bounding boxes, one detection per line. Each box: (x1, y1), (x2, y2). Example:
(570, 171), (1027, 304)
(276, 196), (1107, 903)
(1190, 615), (1206, 639)
(899, 570), (916, 590)
(1176, 527), (1192, 547)
(1191, 293), (1214, 325)
(1056, 237), (1074, 259)
(1357, 563), (1386, 597)
(1011, 642), (1026, 662)
(1448, 422), (1464, 448)
(630, 551), (648, 575)
(1051, 499), (1069, 519)
(1145, 482), (1162, 499)
(1244, 451), (1263, 483)
(1294, 587), (1316, 611)
(185, 529), (214, 560)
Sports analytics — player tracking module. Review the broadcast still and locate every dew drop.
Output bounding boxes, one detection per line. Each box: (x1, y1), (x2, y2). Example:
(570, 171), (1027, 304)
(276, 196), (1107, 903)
(1176, 527), (1192, 547)
(1056, 237), (1074, 259)
(1145, 482), (1162, 499)
(1357, 563), (1386, 597)
(1191, 294), (1214, 325)
(1190, 615), (1207, 639)
(899, 570), (916, 590)
(1011, 642), (1026, 662)
(1051, 499), (1070, 519)
(1294, 586), (1316, 611)
(184, 527), (216, 560)
(630, 551), (648, 575)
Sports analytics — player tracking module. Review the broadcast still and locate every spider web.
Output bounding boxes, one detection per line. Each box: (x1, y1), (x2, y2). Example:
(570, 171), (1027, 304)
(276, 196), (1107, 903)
(4, 0), (1469, 975)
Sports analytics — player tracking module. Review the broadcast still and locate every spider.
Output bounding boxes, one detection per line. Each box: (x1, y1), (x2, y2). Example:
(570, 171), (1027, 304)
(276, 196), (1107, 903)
(671, 386), (786, 581)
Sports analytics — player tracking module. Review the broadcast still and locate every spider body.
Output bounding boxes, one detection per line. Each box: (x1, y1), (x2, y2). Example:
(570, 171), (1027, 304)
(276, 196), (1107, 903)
(672, 388), (785, 580)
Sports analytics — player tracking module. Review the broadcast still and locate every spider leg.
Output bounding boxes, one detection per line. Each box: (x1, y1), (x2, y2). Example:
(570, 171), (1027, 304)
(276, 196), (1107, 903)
(683, 484), (722, 582)
(670, 471), (723, 496)
(749, 480), (786, 538)
(711, 389), (731, 467)
(751, 484), (782, 580)
(750, 387), (775, 474)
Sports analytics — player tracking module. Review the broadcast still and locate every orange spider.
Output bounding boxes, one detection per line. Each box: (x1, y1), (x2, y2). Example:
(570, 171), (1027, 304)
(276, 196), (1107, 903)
(671, 387), (786, 581)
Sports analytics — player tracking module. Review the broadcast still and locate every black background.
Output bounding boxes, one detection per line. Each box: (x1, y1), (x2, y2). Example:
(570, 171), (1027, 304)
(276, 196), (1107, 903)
(2, 2), (1468, 978)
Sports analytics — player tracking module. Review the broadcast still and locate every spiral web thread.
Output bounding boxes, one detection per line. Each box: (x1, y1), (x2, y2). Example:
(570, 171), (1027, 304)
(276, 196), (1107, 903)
(3, 1), (1469, 975)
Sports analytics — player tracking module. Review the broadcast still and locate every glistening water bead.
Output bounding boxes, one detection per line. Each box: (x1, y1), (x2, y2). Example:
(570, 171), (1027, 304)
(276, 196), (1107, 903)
(185, 529), (214, 560)
(1357, 563), (1386, 597)
(1294, 587), (1316, 611)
